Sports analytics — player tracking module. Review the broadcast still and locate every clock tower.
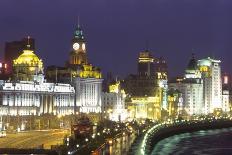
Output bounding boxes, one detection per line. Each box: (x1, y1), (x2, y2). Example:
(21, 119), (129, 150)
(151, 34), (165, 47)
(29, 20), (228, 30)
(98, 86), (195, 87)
(69, 25), (87, 65)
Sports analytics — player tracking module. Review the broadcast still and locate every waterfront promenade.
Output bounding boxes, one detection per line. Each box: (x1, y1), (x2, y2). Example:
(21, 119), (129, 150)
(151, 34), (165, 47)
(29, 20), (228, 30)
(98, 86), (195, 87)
(134, 116), (232, 155)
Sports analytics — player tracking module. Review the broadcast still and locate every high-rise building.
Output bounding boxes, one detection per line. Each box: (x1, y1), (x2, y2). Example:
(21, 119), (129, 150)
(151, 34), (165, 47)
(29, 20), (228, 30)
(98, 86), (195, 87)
(4, 37), (35, 74)
(169, 55), (204, 116)
(198, 57), (223, 113)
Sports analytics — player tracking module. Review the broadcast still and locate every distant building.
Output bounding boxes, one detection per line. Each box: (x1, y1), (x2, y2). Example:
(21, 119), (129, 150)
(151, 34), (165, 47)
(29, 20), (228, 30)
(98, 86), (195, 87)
(222, 73), (231, 112)
(138, 50), (155, 76)
(46, 24), (103, 117)
(74, 77), (103, 113)
(198, 57), (223, 113)
(169, 55), (204, 116)
(0, 81), (75, 116)
(167, 88), (183, 118)
(12, 43), (43, 81)
(123, 50), (167, 120)
(102, 81), (127, 122)
(4, 37), (35, 74)
(0, 40), (75, 117)
(0, 62), (9, 80)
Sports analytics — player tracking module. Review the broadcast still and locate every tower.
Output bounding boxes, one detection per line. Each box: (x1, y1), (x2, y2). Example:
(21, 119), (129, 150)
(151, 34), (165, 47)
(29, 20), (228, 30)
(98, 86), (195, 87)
(137, 50), (154, 76)
(69, 25), (87, 65)
(198, 57), (222, 114)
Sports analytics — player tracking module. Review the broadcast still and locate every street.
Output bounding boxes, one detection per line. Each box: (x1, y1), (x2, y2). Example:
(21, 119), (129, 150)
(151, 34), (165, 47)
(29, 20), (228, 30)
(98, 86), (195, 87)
(0, 129), (69, 149)
(100, 133), (136, 155)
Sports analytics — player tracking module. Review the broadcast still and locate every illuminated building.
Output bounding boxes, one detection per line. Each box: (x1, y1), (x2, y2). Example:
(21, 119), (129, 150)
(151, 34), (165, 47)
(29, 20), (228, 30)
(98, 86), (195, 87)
(75, 78), (103, 113)
(198, 57), (223, 113)
(0, 80), (75, 116)
(155, 57), (168, 111)
(0, 62), (8, 80)
(222, 73), (231, 112)
(102, 81), (127, 122)
(128, 96), (161, 120)
(167, 88), (183, 118)
(123, 75), (158, 97)
(123, 50), (168, 120)
(46, 24), (101, 83)
(13, 41), (43, 81)
(169, 55), (204, 116)
(0, 37), (76, 118)
(4, 37), (35, 74)
(138, 50), (155, 76)
(46, 24), (103, 116)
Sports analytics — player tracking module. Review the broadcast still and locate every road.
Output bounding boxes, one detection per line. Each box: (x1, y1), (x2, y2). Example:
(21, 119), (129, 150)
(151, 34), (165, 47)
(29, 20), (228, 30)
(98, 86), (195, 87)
(100, 133), (136, 155)
(0, 129), (69, 149)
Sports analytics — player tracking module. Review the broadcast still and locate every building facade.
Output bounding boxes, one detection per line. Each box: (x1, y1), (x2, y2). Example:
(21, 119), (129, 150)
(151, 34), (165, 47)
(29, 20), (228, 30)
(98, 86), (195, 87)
(74, 78), (102, 113)
(102, 81), (127, 122)
(198, 57), (223, 113)
(0, 80), (75, 116)
(46, 24), (103, 116)
(169, 55), (204, 116)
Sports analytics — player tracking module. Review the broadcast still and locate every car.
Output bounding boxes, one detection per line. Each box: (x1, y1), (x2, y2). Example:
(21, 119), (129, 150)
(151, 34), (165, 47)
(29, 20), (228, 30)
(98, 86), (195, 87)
(0, 131), (6, 138)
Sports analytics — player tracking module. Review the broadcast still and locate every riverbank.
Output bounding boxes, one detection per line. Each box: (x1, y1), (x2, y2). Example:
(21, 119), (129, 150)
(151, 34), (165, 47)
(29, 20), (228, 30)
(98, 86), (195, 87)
(137, 117), (232, 155)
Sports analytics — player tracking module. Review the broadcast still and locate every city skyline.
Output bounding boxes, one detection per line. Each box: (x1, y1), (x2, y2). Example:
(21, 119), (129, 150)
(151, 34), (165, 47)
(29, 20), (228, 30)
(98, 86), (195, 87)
(1, 1), (232, 78)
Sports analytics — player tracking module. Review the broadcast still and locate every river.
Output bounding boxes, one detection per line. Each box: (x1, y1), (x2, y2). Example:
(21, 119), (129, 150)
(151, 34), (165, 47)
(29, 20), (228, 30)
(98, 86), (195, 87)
(152, 127), (232, 155)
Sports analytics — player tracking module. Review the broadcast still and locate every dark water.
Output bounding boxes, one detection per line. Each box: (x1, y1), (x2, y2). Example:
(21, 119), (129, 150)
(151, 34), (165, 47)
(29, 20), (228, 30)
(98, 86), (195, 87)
(152, 127), (232, 155)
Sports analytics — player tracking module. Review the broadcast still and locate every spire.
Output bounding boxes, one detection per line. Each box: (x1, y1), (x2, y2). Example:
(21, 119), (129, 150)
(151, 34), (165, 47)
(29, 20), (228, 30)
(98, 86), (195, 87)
(78, 15), (80, 28)
(26, 36), (31, 49)
(74, 24), (84, 40)
(192, 53), (195, 59)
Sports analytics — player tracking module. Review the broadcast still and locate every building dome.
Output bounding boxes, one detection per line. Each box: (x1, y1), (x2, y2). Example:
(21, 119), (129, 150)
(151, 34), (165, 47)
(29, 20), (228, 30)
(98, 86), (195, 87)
(187, 55), (198, 71)
(13, 48), (44, 81)
(185, 54), (201, 79)
(14, 49), (43, 66)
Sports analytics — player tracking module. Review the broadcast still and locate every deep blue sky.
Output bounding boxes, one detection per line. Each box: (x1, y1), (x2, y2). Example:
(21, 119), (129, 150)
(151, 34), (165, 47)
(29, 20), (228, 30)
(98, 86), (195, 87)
(0, 0), (232, 78)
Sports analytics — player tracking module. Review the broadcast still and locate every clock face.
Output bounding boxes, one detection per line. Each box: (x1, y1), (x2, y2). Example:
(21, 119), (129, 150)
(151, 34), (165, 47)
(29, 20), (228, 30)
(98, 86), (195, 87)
(73, 43), (79, 50)
(82, 43), (86, 50)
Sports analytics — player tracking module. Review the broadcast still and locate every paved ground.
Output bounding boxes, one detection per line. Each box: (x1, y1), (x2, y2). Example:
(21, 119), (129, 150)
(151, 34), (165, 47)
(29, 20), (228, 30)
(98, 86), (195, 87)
(0, 129), (69, 149)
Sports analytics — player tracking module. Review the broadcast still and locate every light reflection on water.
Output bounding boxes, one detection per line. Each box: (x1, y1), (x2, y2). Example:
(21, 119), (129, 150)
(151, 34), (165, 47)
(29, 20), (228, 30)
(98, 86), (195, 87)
(152, 127), (232, 155)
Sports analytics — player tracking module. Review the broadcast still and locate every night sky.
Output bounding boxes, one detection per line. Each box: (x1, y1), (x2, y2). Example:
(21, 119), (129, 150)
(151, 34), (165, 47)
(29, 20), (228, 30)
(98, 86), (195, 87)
(0, 0), (232, 78)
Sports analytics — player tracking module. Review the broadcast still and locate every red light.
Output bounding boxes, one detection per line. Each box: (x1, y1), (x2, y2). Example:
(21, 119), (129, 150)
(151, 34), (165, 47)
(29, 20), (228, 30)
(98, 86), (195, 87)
(224, 76), (228, 84)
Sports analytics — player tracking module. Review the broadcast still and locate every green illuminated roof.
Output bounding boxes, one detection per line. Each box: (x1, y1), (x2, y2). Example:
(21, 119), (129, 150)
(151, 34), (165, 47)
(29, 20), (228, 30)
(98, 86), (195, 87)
(74, 25), (84, 40)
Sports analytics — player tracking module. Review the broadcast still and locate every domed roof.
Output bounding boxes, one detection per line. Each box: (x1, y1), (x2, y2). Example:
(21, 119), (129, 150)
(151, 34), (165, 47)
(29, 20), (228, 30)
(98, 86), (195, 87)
(187, 54), (198, 70)
(14, 49), (43, 65)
